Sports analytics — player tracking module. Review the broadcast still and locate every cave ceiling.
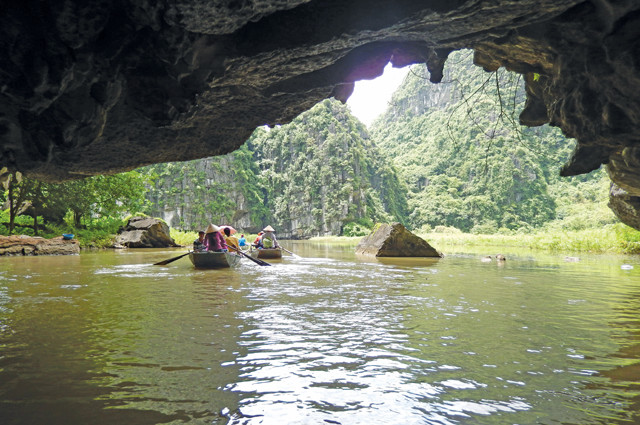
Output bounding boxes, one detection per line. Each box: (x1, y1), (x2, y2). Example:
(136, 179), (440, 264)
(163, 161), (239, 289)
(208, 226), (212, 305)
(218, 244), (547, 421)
(2, 1), (640, 228)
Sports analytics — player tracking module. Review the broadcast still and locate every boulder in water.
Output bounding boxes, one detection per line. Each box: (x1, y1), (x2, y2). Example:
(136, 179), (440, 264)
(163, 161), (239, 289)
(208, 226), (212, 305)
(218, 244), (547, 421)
(355, 223), (441, 257)
(115, 216), (179, 248)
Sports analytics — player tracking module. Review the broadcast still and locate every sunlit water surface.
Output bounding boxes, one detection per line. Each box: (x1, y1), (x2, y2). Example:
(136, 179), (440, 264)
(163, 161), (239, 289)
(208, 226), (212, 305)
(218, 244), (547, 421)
(0, 242), (639, 424)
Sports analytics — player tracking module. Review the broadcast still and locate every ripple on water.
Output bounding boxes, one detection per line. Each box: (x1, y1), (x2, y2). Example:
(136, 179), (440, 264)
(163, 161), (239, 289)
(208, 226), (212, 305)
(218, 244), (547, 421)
(94, 264), (173, 279)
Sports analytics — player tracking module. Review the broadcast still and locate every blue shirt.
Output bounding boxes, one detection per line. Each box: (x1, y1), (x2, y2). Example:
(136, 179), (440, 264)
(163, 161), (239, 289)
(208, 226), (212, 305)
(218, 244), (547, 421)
(238, 236), (247, 247)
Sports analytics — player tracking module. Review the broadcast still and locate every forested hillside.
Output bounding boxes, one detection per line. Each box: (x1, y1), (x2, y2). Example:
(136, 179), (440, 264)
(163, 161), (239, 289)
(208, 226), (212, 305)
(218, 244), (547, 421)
(143, 50), (616, 237)
(143, 99), (407, 237)
(371, 50), (615, 233)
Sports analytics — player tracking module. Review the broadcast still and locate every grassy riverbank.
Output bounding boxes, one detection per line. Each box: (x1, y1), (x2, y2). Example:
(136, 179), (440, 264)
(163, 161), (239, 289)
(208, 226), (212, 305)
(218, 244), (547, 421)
(311, 223), (640, 255)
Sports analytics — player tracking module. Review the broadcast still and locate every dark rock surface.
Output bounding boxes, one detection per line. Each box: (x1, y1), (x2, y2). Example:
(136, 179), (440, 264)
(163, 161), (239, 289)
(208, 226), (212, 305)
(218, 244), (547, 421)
(115, 216), (179, 248)
(0, 235), (80, 256)
(609, 183), (640, 231)
(355, 222), (441, 257)
(2, 1), (640, 228)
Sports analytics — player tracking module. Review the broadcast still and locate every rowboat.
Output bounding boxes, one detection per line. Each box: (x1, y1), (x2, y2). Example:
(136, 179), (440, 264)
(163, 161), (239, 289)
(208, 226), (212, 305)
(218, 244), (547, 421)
(250, 247), (283, 259)
(189, 251), (242, 268)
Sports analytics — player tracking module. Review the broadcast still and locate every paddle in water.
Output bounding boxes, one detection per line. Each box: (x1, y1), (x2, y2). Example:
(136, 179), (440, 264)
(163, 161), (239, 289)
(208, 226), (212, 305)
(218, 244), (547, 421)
(153, 252), (190, 266)
(228, 246), (271, 266)
(281, 246), (300, 258)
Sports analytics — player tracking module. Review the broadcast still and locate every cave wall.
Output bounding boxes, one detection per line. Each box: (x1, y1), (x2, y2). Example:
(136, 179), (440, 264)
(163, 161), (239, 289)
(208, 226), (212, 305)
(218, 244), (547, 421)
(2, 1), (640, 229)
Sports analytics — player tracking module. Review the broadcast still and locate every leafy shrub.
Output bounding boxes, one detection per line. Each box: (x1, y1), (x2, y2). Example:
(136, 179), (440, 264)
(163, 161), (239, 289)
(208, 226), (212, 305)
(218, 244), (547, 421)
(342, 221), (371, 237)
(170, 228), (198, 247)
(470, 220), (498, 235)
(433, 225), (462, 234)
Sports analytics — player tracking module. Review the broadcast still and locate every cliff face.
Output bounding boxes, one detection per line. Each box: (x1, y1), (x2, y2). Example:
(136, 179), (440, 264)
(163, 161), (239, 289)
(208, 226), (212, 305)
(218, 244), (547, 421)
(144, 99), (407, 237)
(2, 1), (640, 230)
(249, 99), (408, 237)
(145, 154), (260, 232)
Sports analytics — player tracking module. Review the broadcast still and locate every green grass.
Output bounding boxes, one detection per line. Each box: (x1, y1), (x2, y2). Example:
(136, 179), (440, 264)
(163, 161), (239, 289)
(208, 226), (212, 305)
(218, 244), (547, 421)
(308, 236), (363, 244)
(170, 228), (198, 247)
(418, 223), (640, 254)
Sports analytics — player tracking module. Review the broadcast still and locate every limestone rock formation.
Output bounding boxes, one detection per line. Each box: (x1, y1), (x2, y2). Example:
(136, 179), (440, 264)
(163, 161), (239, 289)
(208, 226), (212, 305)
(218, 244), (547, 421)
(115, 216), (179, 248)
(355, 222), (441, 257)
(0, 235), (80, 256)
(609, 184), (640, 231)
(2, 1), (640, 229)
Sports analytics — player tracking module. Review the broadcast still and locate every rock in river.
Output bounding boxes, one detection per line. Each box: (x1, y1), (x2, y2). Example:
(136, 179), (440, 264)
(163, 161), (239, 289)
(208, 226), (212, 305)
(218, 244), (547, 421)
(115, 216), (179, 248)
(355, 223), (442, 258)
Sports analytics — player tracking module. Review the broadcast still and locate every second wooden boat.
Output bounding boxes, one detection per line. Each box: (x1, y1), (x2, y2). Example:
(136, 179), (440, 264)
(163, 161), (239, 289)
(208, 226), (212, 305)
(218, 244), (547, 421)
(251, 247), (283, 259)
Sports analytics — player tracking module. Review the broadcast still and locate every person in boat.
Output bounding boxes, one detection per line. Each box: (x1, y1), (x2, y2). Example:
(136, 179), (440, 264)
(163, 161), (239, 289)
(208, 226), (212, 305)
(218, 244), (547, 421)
(259, 225), (279, 249)
(193, 230), (206, 252)
(238, 234), (247, 248)
(204, 224), (227, 252)
(252, 231), (264, 248)
(222, 227), (240, 252)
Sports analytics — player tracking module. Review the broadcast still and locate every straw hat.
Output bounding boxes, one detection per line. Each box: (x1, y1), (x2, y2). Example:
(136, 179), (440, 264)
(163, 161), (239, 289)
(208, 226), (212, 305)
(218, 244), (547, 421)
(263, 225), (275, 232)
(205, 223), (220, 233)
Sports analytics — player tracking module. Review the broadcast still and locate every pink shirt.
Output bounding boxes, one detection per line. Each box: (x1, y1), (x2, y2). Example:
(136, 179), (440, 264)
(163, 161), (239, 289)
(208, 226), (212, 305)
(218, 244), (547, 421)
(205, 232), (227, 251)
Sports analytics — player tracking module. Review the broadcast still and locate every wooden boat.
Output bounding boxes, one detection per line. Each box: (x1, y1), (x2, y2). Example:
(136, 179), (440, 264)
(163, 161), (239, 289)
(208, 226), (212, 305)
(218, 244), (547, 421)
(250, 247), (283, 260)
(189, 251), (242, 269)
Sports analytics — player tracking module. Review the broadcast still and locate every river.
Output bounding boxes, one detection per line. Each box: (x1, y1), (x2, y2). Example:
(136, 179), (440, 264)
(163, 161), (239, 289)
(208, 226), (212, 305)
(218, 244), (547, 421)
(0, 241), (639, 424)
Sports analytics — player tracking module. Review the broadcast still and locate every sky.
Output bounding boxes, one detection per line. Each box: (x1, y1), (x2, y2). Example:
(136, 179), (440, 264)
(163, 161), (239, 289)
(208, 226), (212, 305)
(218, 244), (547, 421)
(346, 63), (411, 127)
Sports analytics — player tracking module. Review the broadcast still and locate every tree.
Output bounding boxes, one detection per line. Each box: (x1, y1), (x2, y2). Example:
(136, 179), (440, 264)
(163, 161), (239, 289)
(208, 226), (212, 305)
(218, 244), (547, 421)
(5, 172), (38, 234)
(51, 171), (149, 228)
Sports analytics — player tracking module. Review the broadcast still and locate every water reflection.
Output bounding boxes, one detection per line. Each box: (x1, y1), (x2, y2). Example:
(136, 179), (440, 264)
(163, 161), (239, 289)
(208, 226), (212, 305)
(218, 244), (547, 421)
(0, 245), (639, 424)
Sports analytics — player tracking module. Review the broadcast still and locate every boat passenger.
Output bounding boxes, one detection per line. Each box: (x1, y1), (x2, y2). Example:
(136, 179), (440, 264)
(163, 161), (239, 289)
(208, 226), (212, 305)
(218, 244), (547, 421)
(260, 225), (279, 249)
(193, 230), (206, 252)
(238, 234), (247, 247)
(222, 227), (240, 252)
(204, 224), (228, 252)
(253, 231), (264, 248)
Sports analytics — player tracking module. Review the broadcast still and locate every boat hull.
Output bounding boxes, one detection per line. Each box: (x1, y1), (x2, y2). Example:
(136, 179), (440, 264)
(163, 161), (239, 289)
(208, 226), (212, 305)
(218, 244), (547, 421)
(189, 251), (242, 268)
(251, 248), (283, 259)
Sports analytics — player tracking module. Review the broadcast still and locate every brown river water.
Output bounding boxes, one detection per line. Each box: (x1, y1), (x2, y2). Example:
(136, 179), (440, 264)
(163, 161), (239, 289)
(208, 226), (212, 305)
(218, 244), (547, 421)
(0, 241), (639, 424)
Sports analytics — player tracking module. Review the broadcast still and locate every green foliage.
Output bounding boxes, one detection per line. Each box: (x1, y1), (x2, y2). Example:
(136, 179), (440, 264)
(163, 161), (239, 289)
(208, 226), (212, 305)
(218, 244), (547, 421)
(342, 220), (372, 237)
(420, 225), (640, 254)
(141, 156), (247, 231)
(246, 98), (408, 234)
(613, 223), (640, 254)
(371, 50), (612, 233)
(2, 170), (149, 247)
(170, 228), (198, 247)
(47, 170), (151, 227)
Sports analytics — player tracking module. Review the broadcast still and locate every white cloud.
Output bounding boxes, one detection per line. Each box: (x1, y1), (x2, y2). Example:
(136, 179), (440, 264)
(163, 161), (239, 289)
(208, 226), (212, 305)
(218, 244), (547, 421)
(346, 63), (411, 127)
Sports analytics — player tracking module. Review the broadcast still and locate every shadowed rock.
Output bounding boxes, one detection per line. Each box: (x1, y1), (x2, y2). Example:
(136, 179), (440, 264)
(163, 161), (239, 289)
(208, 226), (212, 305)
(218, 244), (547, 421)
(115, 217), (178, 248)
(355, 222), (441, 257)
(0, 235), (79, 256)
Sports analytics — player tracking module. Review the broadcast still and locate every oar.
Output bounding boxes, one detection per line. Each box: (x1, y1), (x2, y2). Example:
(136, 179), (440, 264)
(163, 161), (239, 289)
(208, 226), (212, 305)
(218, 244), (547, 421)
(153, 251), (190, 265)
(281, 246), (300, 258)
(228, 246), (271, 266)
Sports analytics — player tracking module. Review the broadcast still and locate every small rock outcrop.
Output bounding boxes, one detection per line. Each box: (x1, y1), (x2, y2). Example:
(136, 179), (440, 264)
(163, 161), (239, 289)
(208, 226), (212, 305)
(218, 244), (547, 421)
(0, 235), (79, 256)
(115, 216), (178, 248)
(355, 222), (441, 257)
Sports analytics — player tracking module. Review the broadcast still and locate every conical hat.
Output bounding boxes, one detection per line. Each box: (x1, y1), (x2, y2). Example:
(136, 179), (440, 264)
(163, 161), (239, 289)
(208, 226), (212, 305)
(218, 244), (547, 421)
(205, 223), (220, 233)
(263, 225), (275, 232)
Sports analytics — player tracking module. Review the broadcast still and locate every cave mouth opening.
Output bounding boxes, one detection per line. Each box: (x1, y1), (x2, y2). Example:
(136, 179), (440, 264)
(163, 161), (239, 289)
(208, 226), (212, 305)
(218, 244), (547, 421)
(346, 62), (411, 128)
